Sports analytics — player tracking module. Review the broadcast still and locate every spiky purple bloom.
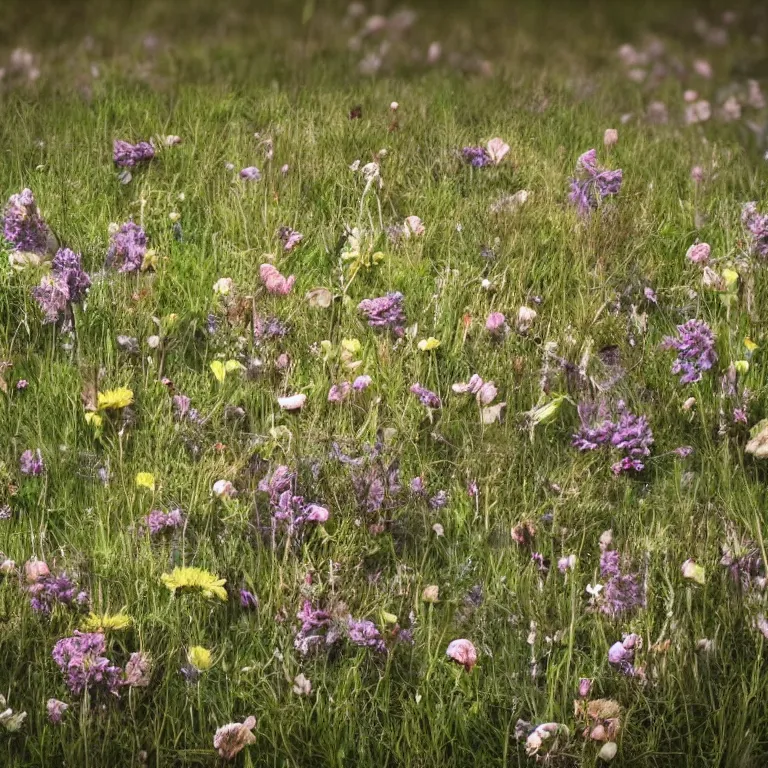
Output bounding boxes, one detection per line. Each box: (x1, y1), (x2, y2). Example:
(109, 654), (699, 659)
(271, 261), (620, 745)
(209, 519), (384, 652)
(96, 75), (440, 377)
(568, 149), (623, 215)
(294, 601), (342, 656)
(358, 292), (406, 336)
(410, 383), (441, 409)
(240, 590), (259, 609)
(573, 401), (653, 473)
(19, 448), (44, 476)
(608, 633), (641, 677)
(272, 490), (329, 532)
(599, 550), (644, 617)
(661, 319), (717, 385)
(52, 248), (91, 301)
(461, 146), (491, 168)
(353, 461), (400, 513)
(142, 508), (184, 536)
(347, 617), (386, 652)
(106, 222), (146, 273)
(3, 188), (48, 253)
(352, 375), (372, 391)
(52, 632), (121, 695)
(720, 541), (765, 592)
(253, 315), (289, 341)
(113, 139), (155, 168)
(258, 465), (295, 501)
(32, 248), (90, 324)
(742, 202), (768, 259)
(46, 699), (68, 724)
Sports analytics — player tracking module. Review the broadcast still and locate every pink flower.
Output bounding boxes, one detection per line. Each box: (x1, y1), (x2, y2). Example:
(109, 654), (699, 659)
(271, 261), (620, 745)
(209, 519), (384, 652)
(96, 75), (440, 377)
(485, 312), (507, 336)
(486, 137), (510, 165)
(692, 59), (712, 79)
(305, 504), (330, 523)
(477, 381), (498, 406)
(446, 638), (477, 671)
(352, 375), (372, 391)
(260, 263), (295, 295)
(402, 215), (425, 238)
(603, 128), (618, 148)
(686, 242), (711, 264)
(24, 558), (50, 584)
(278, 394), (306, 411)
(213, 715), (257, 761)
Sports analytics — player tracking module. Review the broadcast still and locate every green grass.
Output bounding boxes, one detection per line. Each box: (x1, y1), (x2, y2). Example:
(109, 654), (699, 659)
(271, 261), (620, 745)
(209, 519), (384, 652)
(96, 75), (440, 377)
(1, 0), (768, 766)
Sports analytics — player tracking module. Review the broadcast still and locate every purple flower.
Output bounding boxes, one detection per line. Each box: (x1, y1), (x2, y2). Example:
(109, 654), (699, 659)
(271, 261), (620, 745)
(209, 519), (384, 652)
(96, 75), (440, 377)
(142, 508), (184, 536)
(258, 465), (295, 501)
(347, 617), (386, 652)
(240, 590), (258, 609)
(113, 139), (155, 168)
(239, 166), (262, 181)
(277, 226), (303, 252)
(674, 445), (694, 458)
(52, 632), (121, 695)
(661, 319), (717, 385)
(32, 248), (90, 324)
(107, 222), (146, 273)
(599, 550), (644, 617)
(27, 569), (86, 615)
(46, 698), (68, 724)
(578, 678), (592, 698)
(608, 633), (641, 677)
(568, 149), (622, 215)
(16, 379), (28, 391)
(485, 312), (508, 337)
(352, 375), (372, 391)
(558, 554), (576, 573)
(742, 202), (768, 259)
(328, 382), (352, 403)
(20, 448), (44, 476)
(3, 188), (49, 253)
(358, 292), (406, 336)
(429, 490), (448, 509)
(461, 146), (491, 167)
(410, 383), (441, 409)
(293, 601), (341, 656)
(123, 652), (152, 687)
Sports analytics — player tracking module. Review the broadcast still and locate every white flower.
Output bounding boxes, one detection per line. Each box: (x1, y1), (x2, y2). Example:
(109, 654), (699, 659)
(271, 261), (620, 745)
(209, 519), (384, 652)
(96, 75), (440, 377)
(402, 215), (425, 238)
(278, 394), (306, 411)
(212, 480), (236, 499)
(485, 137), (510, 165)
(213, 277), (234, 296)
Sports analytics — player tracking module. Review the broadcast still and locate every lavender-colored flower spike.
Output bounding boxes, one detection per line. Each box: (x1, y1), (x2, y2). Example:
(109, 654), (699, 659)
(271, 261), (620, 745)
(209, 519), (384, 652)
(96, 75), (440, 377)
(32, 248), (90, 324)
(107, 221), (147, 273)
(3, 188), (49, 253)
(51, 632), (122, 695)
(113, 139), (155, 168)
(461, 146), (491, 168)
(347, 616), (386, 652)
(52, 248), (91, 302)
(410, 383), (441, 409)
(569, 149), (622, 215)
(661, 319), (717, 385)
(358, 292), (406, 336)
(741, 202), (768, 259)
(19, 448), (44, 476)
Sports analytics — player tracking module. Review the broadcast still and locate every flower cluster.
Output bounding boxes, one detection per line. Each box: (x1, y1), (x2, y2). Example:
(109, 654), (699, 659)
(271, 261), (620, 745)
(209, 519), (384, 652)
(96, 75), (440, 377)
(3, 188), (49, 253)
(142, 508), (184, 536)
(661, 319), (717, 385)
(741, 202), (768, 259)
(358, 292), (406, 336)
(461, 146), (491, 167)
(51, 632), (121, 695)
(599, 550), (644, 617)
(24, 559), (88, 614)
(572, 401), (654, 473)
(410, 383), (441, 409)
(106, 221), (147, 273)
(113, 139), (155, 167)
(19, 448), (44, 476)
(568, 149), (623, 215)
(32, 248), (90, 324)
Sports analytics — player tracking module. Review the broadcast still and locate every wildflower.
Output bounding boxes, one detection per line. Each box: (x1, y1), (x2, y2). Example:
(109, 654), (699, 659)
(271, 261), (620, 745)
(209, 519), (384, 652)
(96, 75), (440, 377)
(521, 722), (570, 758)
(106, 222), (146, 273)
(239, 166), (261, 181)
(113, 139), (155, 167)
(212, 480), (236, 498)
(681, 559), (705, 585)
(417, 337), (440, 351)
(422, 585), (440, 603)
(187, 646), (213, 671)
(135, 472), (155, 492)
(685, 100), (711, 125)
(213, 716), (257, 761)
(674, 445), (694, 458)
(277, 226), (303, 252)
(51, 632), (121, 695)
(568, 149), (623, 215)
(3, 188), (49, 254)
(328, 382), (352, 403)
(516, 306), (537, 333)
(32, 248), (91, 324)
(661, 319), (717, 384)
(402, 215), (425, 237)
(603, 128), (618, 148)
(26, 566), (86, 614)
(292, 673), (312, 696)
(607, 633), (641, 677)
(213, 277), (233, 295)
(19, 449), (44, 476)
(97, 387), (134, 410)
(142, 508), (184, 535)
(81, 611), (133, 632)
(347, 617), (386, 652)
(210, 359), (244, 382)
(446, 638), (477, 670)
(240, 590), (258, 609)
(452, 374), (498, 406)
(461, 146), (491, 167)
(352, 375), (372, 391)
(599, 550), (644, 616)
(277, 393), (306, 411)
(686, 242), (711, 264)
(410, 383), (441, 409)
(358, 292), (406, 336)
(558, 554), (576, 573)
(160, 566), (227, 601)
(578, 678), (592, 698)
(46, 699), (68, 725)
(485, 312), (507, 336)
(16, 379), (28, 391)
(260, 263), (295, 295)
(741, 202), (768, 259)
(486, 137), (510, 165)
(123, 651), (152, 687)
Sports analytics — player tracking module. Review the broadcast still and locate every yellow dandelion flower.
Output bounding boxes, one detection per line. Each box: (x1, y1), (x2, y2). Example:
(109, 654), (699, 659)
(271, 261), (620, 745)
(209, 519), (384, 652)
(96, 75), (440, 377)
(745, 337), (758, 353)
(135, 472), (155, 492)
(417, 337), (441, 352)
(187, 645), (213, 671)
(160, 566), (227, 601)
(97, 387), (134, 411)
(81, 611), (133, 633)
